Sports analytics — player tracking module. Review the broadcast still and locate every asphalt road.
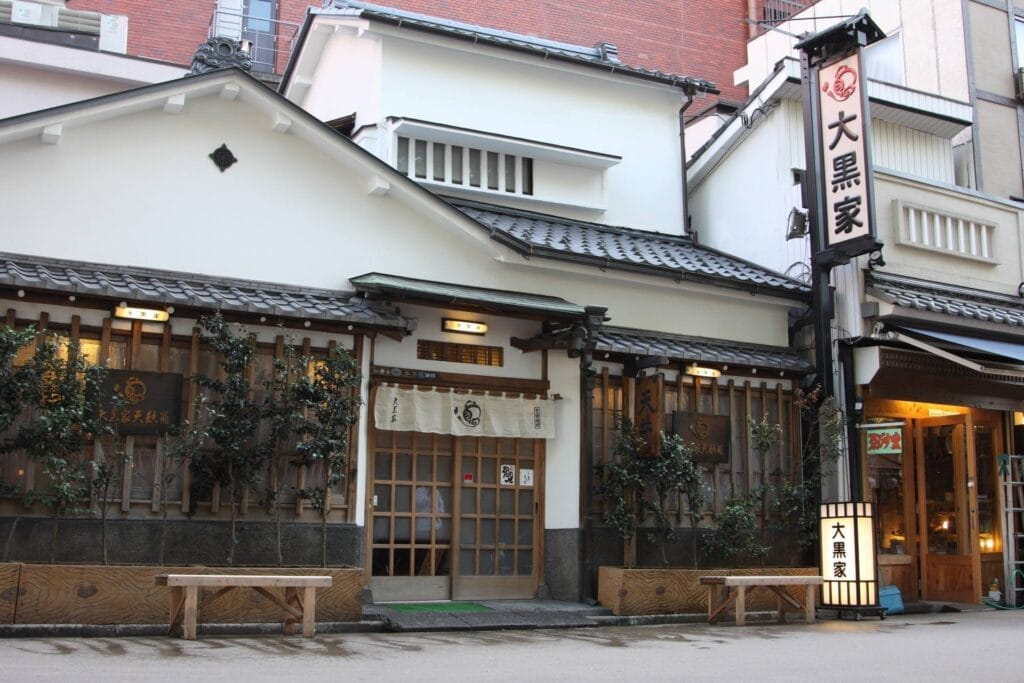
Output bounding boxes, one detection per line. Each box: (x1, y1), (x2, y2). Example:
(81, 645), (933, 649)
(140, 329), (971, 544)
(0, 609), (1021, 682)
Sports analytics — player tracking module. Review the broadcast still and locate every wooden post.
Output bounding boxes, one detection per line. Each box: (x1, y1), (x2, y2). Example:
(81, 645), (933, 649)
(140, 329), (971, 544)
(735, 585), (746, 626)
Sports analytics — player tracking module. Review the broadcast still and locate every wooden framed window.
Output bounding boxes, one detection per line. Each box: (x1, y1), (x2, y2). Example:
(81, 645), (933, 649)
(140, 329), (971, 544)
(417, 340), (503, 367)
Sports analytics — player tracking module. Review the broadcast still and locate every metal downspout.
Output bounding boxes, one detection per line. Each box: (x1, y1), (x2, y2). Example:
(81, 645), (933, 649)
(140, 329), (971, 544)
(679, 85), (697, 238)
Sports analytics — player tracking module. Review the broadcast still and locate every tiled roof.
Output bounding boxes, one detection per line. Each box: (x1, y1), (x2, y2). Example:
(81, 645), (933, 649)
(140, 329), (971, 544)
(596, 326), (813, 373)
(0, 253), (410, 330)
(448, 198), (810, 300)
(319, 1), (716, 92)
(866, 271), (1024, 328)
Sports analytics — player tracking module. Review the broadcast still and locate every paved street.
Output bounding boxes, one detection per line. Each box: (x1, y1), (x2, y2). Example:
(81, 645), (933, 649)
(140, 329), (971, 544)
(0, 609), (1021, 682)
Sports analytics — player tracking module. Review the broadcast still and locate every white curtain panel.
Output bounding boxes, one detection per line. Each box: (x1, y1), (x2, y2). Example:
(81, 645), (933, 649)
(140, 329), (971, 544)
(374, 384), (555, 438)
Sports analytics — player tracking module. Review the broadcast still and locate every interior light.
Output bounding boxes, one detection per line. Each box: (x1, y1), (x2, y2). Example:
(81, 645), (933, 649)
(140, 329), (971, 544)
(114, 305), (170, 322)
(684, 364), (721, 379)
(442, 318), (487, 335)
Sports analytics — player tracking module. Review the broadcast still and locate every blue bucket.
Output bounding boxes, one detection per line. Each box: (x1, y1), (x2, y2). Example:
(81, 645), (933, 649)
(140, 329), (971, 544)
(880, 585), (904, 615)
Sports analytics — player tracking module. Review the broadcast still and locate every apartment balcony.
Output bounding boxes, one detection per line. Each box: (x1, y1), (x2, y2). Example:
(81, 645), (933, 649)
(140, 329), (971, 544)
(209, 8), (300, 78)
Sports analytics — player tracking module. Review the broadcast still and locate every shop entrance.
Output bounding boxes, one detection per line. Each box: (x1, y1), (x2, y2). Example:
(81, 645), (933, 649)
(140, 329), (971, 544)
(914, 415), (979, 603)
(368, 429), (541, 602)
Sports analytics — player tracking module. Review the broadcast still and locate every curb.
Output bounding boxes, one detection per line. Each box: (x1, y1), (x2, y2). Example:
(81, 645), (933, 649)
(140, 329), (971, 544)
(0, 620), (386, 639)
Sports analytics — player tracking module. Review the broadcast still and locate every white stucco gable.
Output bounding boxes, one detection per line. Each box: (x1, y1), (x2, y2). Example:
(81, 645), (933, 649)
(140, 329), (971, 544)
(0, 69), (517, 292)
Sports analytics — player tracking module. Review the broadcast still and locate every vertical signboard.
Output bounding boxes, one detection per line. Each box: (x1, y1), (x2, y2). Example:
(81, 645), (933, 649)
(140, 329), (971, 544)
(817, 50), (876, 256)
(634, 373), (664, 458)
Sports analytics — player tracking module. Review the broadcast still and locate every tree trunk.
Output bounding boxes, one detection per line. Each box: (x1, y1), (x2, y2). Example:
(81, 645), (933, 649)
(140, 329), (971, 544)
(320, 462), (329, 568)
(48, 508), (59, 565)
(690, 512), (700, 569)
(2, 517), (19, 562)
(227, 462), (237, 567)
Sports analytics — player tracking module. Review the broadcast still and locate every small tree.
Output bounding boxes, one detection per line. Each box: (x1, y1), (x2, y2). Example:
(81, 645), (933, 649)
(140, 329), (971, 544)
(749, 413), (783, 564)
(0, 324), (37, 560)
(12, 334), (111, 563)
(193, 313), (266, 566)
(159, 395), (209, 565)
(90, 442), (128, 566)
(702, 496), (769, 565)
(261, 339), (309, 567)
(596, 419), (705, 567)
(293, 346), (362, 568)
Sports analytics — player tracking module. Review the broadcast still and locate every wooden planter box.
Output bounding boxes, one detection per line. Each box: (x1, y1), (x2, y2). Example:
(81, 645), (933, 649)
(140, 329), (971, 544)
(0, 563), (364, 625)
(598, 566), (819, 616)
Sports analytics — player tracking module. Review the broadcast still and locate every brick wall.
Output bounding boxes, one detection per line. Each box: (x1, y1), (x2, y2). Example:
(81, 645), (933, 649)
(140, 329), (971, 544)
(66, 0), (756, 102)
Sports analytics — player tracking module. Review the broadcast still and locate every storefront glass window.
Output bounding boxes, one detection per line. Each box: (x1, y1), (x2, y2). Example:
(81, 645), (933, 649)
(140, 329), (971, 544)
(866, 420), (907, 554)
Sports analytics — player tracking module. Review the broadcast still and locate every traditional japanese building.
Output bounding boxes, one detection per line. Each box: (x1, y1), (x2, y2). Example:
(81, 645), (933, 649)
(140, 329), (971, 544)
(0, 1), (813, 602)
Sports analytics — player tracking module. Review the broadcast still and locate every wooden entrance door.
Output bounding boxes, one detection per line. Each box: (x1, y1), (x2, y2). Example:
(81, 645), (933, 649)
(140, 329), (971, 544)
(369, 429), (541, 602)
(914, 415), (980, 603)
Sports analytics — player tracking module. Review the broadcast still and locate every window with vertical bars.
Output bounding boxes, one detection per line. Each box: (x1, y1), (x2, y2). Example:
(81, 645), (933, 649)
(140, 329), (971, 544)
(417, 340), (504, 367)
(396, 136), (533, 196)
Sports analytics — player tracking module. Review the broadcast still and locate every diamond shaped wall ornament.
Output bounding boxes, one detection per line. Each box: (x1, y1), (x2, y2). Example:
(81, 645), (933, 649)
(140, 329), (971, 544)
(209, 144), (237, 172)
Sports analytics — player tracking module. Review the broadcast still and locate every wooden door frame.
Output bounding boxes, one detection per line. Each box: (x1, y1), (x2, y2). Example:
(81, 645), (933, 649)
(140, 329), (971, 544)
(913, 414), (981, 602)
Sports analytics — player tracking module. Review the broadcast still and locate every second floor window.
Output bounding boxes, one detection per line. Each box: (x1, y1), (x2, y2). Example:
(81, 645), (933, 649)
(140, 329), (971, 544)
(396, 137), (533, 196)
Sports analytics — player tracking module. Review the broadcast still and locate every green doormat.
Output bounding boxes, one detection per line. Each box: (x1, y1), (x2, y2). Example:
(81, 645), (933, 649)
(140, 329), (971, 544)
(388, 602), (492, 613)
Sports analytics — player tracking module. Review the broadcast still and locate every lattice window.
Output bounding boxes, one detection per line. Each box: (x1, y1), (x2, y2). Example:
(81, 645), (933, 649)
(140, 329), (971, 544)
(896, 201), (997, 263)
(417, 340), (504, 367)
(396, 136), (533, 197)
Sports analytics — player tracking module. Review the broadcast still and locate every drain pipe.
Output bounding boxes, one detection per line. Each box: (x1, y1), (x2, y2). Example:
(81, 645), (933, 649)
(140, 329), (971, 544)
(679, 84), (697, 239)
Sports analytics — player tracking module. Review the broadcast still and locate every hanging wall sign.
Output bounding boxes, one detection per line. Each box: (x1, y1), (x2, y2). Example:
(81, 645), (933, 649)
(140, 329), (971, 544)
(96, 370), (183, 435)
(816, 48), (879, 259)
(672, 412), (730, 464)
(864, 426), (902, 455)
(374, 384), (555, 439)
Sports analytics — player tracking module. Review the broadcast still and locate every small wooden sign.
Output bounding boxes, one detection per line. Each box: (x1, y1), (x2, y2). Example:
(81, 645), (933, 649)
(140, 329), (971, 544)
(634, 373), (664, 458)
(672, 412), (730, 464)
(97, 370), (183, 435)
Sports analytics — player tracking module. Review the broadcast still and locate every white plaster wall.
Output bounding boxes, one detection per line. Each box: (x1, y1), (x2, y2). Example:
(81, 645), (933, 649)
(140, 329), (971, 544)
(300, 27), (383, 130)
(371, 32), (685, 233)
(545, 353), (580, 529)
(371, 304), (543, 380)
(872, 171), (1024, 294)
(687, 100), (809, 278)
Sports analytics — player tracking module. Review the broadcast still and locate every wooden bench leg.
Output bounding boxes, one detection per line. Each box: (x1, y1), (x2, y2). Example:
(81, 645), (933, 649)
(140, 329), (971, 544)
(168, 586), (185, 637)
(302, 586), (316, 637)
(183, 585), (198, 641)
(777, 589), (786, 624)
(284, 587), (298, 636)
(805, 583), (816, 622)
(735, 586), (746, 626)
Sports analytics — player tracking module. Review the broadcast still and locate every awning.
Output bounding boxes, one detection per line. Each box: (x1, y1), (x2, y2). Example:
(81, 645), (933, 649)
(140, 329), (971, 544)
(350, 272), (587, 319)
(878, 324), (1024, 379)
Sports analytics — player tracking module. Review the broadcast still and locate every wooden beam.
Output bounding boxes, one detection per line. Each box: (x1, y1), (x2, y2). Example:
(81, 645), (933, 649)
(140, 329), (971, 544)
(181, 327), (200, 514)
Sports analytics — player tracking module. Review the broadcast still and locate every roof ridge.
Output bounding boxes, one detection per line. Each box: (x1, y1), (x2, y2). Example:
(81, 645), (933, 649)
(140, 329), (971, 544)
(332, 0), (602, 59)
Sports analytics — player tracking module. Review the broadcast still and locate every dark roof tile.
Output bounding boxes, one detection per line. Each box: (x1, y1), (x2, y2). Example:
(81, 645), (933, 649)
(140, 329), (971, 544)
(0, 252), (410, 330)
(866, 271), (1024, 328)
(449, 197), (809, 300)
(596, 326), (812, 373)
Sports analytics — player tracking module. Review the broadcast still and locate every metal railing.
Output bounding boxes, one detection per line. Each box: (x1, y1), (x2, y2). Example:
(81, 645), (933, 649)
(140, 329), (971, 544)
(208, 9), (300, 75)
(761, 0), (813, 26)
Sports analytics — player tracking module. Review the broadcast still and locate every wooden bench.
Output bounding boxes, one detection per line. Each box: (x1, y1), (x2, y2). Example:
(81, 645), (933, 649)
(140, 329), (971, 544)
(154, 574), (333, 640)
(700, 575), (823, 626)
